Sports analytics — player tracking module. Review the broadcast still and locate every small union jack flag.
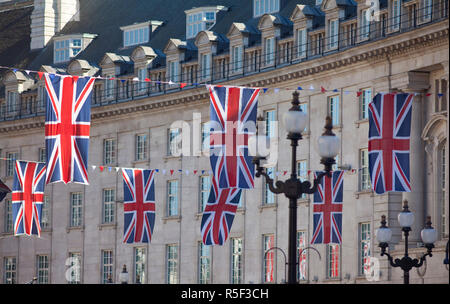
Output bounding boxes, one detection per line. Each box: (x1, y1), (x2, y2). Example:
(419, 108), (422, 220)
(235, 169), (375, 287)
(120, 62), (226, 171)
(0, 178), (11, 202)
(122, 168), (156, 244)
(44, 74), (95, 185)
(12, 161), (47, 236)
(368, 93), (413, 194)
(201, 177), (242, 246)
(311, 171), (344, 244)
(208, 85), (260, 189)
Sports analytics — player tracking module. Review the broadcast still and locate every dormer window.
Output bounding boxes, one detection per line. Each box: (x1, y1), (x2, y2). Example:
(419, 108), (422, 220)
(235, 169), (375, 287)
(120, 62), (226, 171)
(53, 34), (96, 64)
(185, 6), (227, 39)
(254, 0), (280, 17)
(121, 21), (163, 47)
(54, 38), (81, 63)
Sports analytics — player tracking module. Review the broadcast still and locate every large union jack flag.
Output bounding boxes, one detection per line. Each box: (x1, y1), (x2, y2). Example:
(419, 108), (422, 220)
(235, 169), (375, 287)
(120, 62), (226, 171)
(368, 93), (413, 194)
(201, 177), (242, 246)
(311, 171), (344, 244)
(122, 168), (156, 244)
(12, 161), (47, 237)
(208, 85), (260, 189)
(0, 178), (11, 202)
(44, 74), (95, 185)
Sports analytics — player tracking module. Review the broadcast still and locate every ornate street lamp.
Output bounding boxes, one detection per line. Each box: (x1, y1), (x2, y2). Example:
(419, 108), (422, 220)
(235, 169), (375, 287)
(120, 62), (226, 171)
(252, 91), (339, 284)
(119, 264), (129, 284)
(376, 200), (438, 284)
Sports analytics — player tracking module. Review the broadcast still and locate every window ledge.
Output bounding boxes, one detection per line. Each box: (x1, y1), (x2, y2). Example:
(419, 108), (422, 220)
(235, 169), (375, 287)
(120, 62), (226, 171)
(163, 155), (182, 162)
(66, 226), (84, 233)
(258, 203), (278, 212)
(98, 223), (117, 230)
(332, 125), (342, 132)
(354, 118), (368, 128)
(237, 207), (246, 214)
(132, 160), (149, 166)
(162, 215), (182, 223)
(354, 189), (374, 199)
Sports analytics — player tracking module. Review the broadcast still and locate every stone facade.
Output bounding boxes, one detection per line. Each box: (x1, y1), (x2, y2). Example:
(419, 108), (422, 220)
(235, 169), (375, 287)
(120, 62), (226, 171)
(0, 0), (448, 284)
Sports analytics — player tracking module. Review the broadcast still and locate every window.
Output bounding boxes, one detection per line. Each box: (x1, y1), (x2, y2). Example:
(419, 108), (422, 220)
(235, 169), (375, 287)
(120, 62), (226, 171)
(3, 257), (16, 284)
(297, 231), (307, 281)
(254, 0), (280, 17)
(36, 255), (49, 284)
(4, 199), (13, 233)
(102, 189), (115, 224)
(67, 252), (81, 284)
(201, 122), (210, 154)
(360, 9), (370, 40)
(54, 38), (83, 63)
(167, 180), (179, 216)
(169, 61), (179, 83)
(104, 76), (115, 99)
(359, 222), (371, 276)
(101, 250), (113, 284)
(264, 37), (275, 65)
(231, 238), (243, 284)
(232, 45), (243, 72)
(264, 110), (276, 138)
(328, 95), (340, 126)
(198, 242), (211, 284)
(6, 152), (18, 176)
(327, 244), (340, 279)
(359, 148), (370, 191)
(38, 147), (46, 163)
(138, 68), (147, 92)
(103, 139), (116, 165)
(168, 128), (181, 156)
(123, 26), (149, 47)
(135, 134), (148, 161)
(167, 244), (178, 284)
(134, 247), (146, 284)
(186, 11), (216, 39)
(37, 86), (46, 111)
(41, 196), (50, 229)
(70, 192), (82, 227)
(199, 175), (211, 212)
(421, 0), (433, 21)
(264, 167), (275, 205)
(328, 19), (339, 49)
(296, 28), (307, 58)
(7, 91), (17, 114)
(359, 88), (372, 120)
(201, 53), (211, 79)
(263, 234), (275, 283)
(391, 0), (401, 31)
(297, 160), (308, 199)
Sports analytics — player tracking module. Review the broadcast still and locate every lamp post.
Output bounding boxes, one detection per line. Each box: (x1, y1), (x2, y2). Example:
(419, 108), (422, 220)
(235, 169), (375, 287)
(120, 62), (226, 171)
(119, 264), (129, 284)
(376, 200), (438, 284)
(251, 91), (339, 284)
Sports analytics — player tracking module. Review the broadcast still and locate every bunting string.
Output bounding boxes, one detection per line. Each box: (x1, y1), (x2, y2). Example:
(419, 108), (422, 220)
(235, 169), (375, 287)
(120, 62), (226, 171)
(0, 65), (443, 98)
(0, 157), (360, 177)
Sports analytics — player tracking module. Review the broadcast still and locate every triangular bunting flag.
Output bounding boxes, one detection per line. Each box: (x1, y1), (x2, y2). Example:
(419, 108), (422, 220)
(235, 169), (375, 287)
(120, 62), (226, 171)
(37, 71), (44, 80)
(180, 83), (187, 89)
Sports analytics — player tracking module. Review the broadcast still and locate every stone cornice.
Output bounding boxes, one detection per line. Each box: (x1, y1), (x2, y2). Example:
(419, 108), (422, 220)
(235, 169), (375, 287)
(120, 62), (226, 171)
(1, 25), (448, 133)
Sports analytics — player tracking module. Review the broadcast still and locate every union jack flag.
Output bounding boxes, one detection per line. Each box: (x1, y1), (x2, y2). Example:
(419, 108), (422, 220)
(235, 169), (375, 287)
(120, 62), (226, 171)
(368, 93), (413, 194)
(44, 74), (95, 185)
(208, 85), (260, 189)
(11, 161), (47, 236)
(201, 177), (242, 246)
(122, 168), (156, 244)
(311, 171), (344, 244)
(0, 178), (11, 202)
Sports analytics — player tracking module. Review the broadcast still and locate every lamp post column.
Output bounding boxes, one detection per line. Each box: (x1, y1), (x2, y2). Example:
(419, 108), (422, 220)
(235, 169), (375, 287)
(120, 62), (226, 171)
(287, 135), (299, 284)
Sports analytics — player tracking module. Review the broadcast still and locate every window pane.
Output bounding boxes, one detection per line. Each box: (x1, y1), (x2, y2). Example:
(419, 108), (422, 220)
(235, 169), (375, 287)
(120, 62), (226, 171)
(167, 245), (178, 284)
(231, 238), (242, 284)
(198, 243), (211, 283)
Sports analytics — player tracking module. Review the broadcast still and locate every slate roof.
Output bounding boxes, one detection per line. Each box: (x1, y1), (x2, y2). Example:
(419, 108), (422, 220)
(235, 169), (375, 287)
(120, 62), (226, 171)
(2, 0), (370, 74)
